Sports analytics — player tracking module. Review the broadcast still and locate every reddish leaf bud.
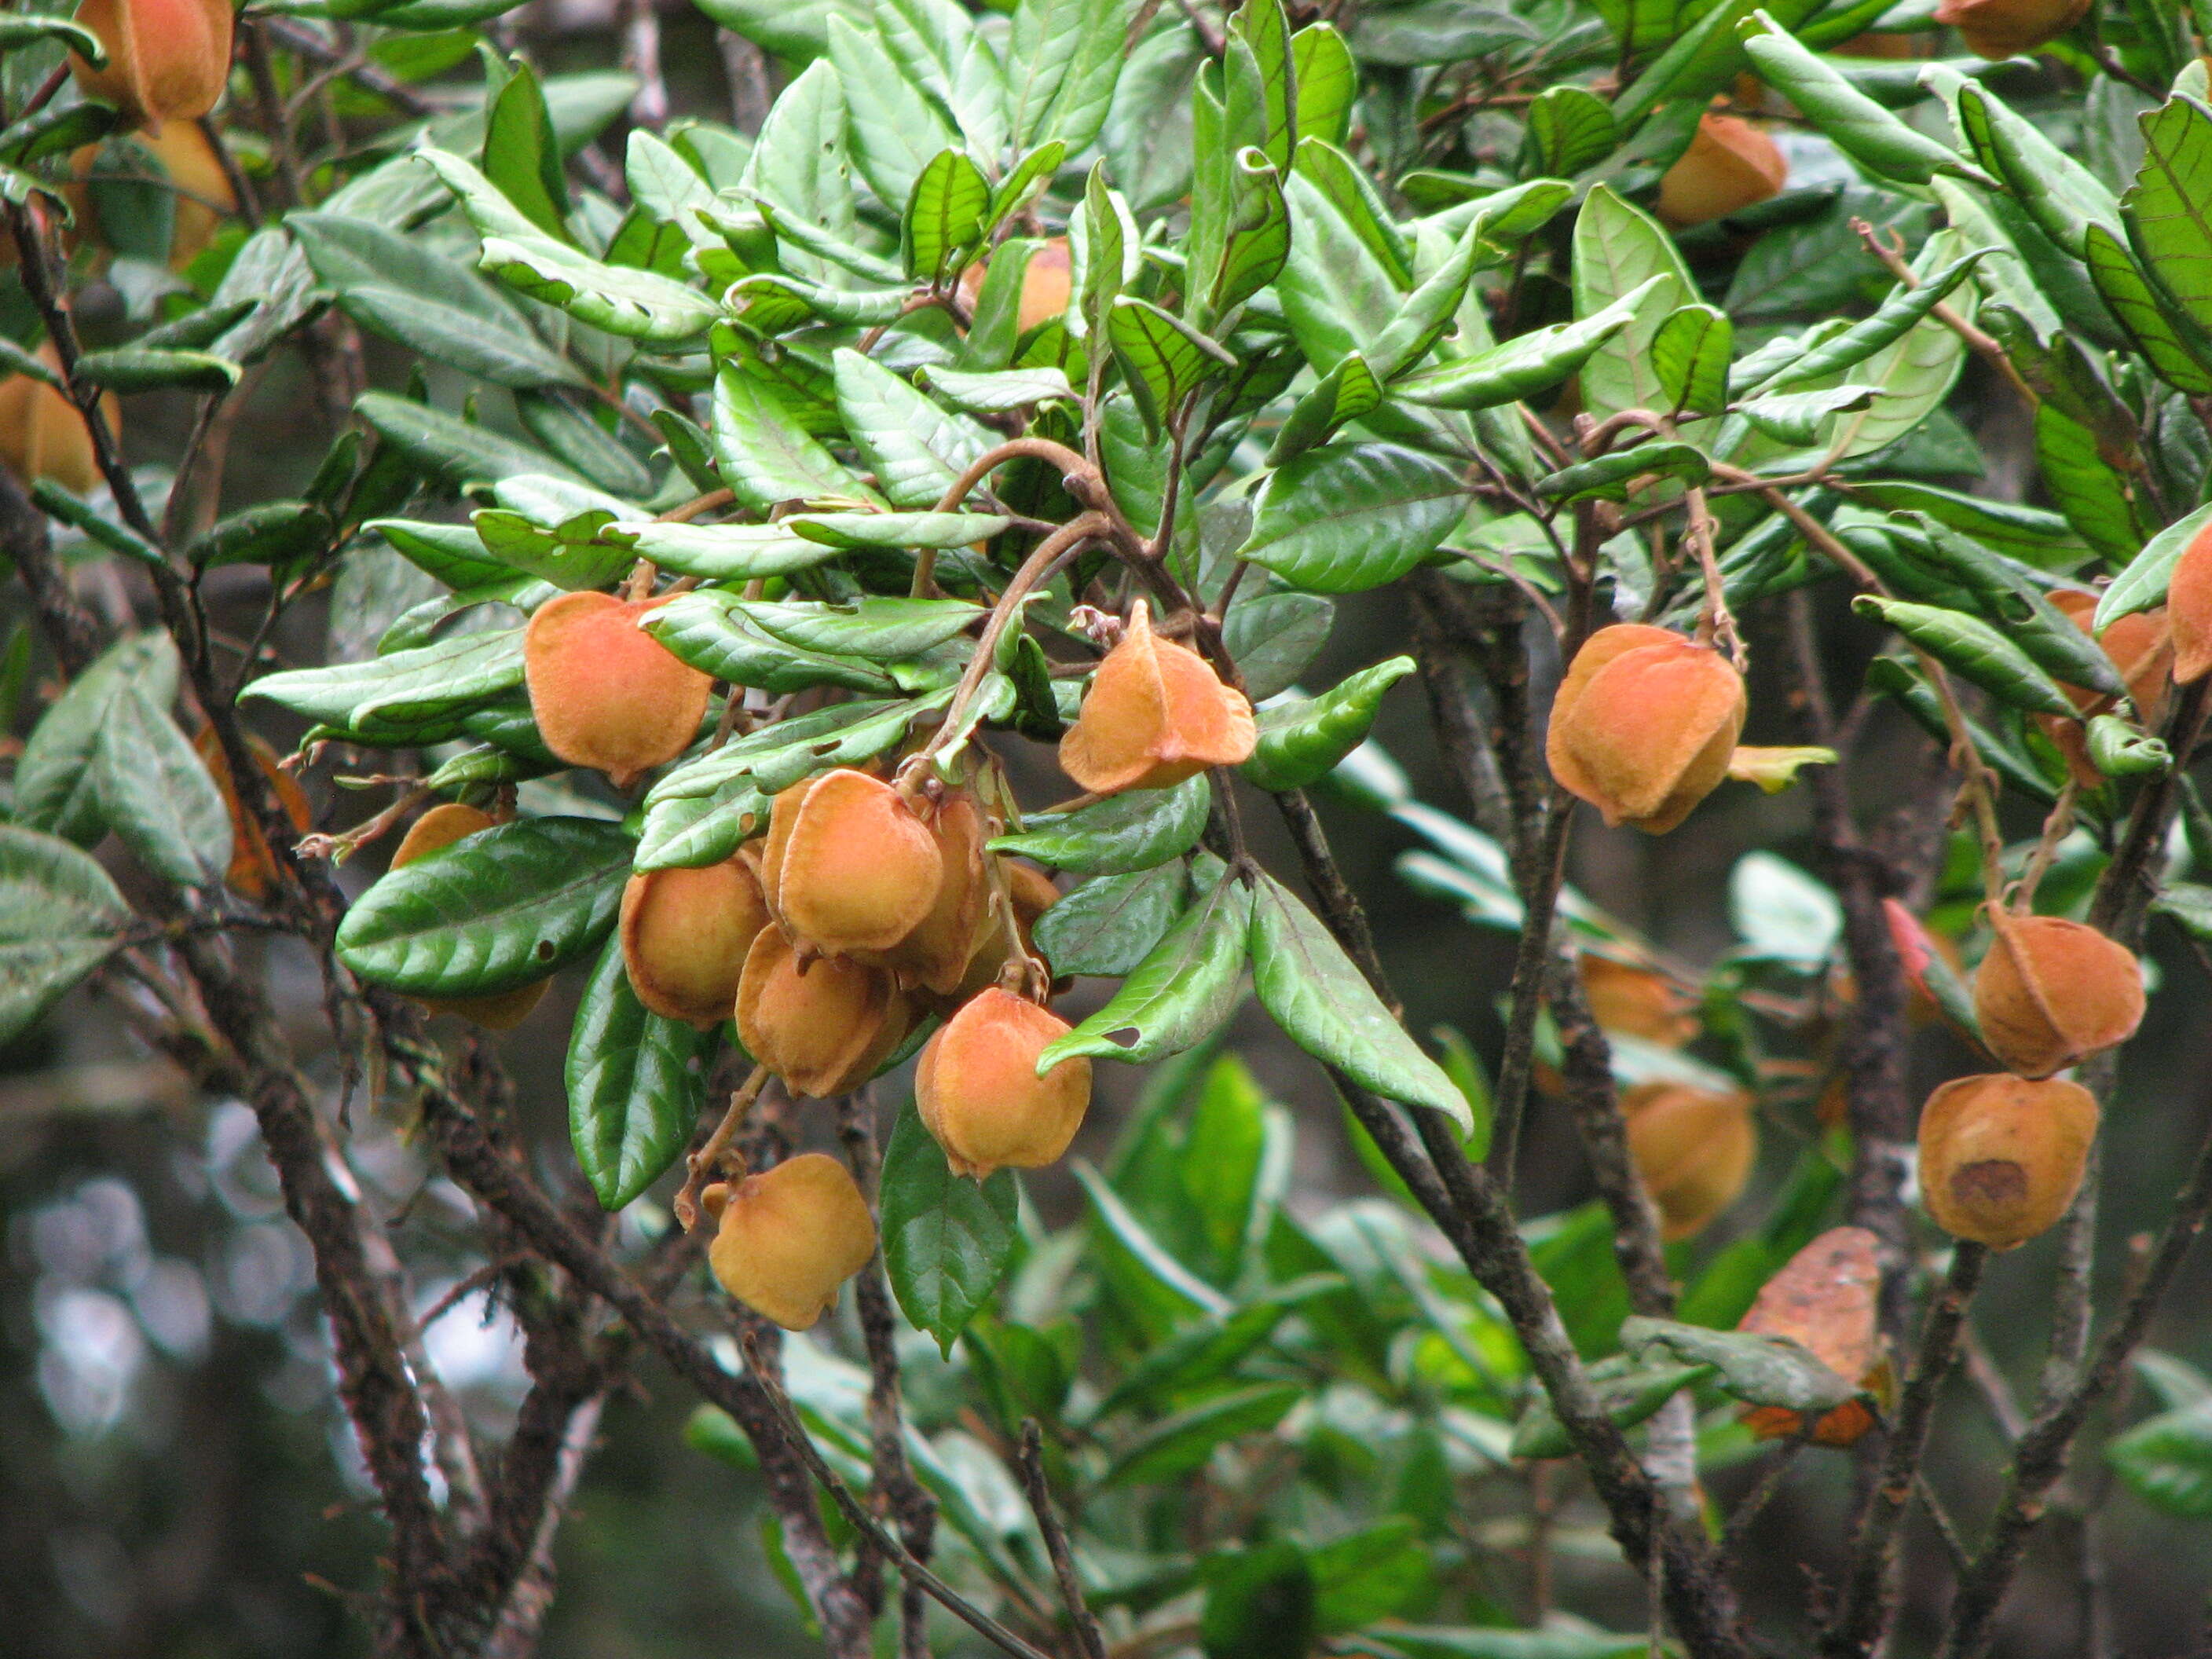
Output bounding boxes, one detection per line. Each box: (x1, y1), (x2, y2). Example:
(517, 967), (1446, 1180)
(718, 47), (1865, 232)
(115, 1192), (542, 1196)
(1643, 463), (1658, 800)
(1547, 624), (1747, 833)
(1971, 909), (2144, 1079)
(522, 591), (711, 789)
(1058, 599), (1257, 795)
(734, 925), (910, 1097)
(621, 858), (770, 1029)
(1737, 1226), (1883, 1446)
(759, 769), (944, 958)
(1623, 1082), (1758, 1241)
(71, 0), (235, 128)
(1657, 115), (1787, 228)
(1917, 1073), (2098, 1248)
(390, 804), (548, 1030)
(708, 1152), (876, 1331)
(916, 987), (1091, 1178)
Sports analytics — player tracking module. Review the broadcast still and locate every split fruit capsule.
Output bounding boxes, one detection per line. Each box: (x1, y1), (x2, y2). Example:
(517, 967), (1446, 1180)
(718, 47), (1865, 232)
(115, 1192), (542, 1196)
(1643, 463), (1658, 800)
(1657, 114), (1787, 228)
(1058, 599), (1256, 795)
(193, 726), (312, 901)
(916, 987), (1092, 1179)
(71, 0), (234, 128)
(734, 926), (910, 1098)
(0, 346), (110, 495)
(1932, 0), (2090, 58)
(522, 591), (711, 789)
(620, 857), (770, 1029)
(1917, 1073), (2098, 1248)
(1971, 909), (2143, 1080)
(1623, 1081), (1758, 1241)
(1736, 1226), (1883, 1447)
(1547, 624), (1746, 834)
(706, 1153), (877, 1331)
(390, 804), (548, 1030)
(760, 769), (944, 958)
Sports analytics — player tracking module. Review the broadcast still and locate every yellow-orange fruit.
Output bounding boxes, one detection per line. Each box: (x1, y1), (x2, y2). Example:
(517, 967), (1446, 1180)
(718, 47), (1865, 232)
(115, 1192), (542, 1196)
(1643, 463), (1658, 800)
(0, 346), (109, 495)
(759, 769), (943, 958)
(1657, 115), (1787, 228)
(1580, 953), (1699, 1047)
(1933, 0), (2090, 57)
(1624, 1082), (1758, 1241)
(1971, 909), (2143, 1079)
(391, 804), (548, 1030)
(856, 789), (988, 994)
(956, 236), (1072, 334)
(71, 0), (233, 128)
(194, 726), (311, 900)
(523, 591), (711, 790)
(1547, 624), (1747, 833)
(1059, 599), (1257, 794)
(707, 1152), (876, 1330)
(916, 987), (1091, 1178)
(734, 925), (908, 1097)
(74, 120), (236, 269)
(2170, 522), (2212, 686)
(620, 859), (769, 1029)
(1917, 1073), (2098, 1248)
(1737, 1226), (1882, 1446)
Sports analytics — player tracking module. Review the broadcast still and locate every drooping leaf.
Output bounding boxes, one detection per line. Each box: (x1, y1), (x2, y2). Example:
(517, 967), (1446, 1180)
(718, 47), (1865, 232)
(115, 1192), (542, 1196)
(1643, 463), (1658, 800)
(881, 1095), (1021, 1356)
(568, 932), (713, 1210)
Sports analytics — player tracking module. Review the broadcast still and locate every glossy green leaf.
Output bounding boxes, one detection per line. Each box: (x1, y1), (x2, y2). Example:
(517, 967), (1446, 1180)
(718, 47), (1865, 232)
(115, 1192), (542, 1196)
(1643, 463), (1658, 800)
(1651, 303), (1732, 417)
(826, 12), (959, 210)
(1573, 187), (1690, 424)
(356, 393), (582, 492)
(1394, 278), (1661, 410)
(2110, 1401), (2212, 1516)
(1739, 12), (1966, 186)
(1523, 86), (1617, 177)
(93, 683), (232, 888)
(1042, 875), (1254, 1068)
(2124, 96), (2212, 341)
(1101, 1383), (1302, 1489)
(1008, 0), (1134, 152)
(1034, 862), (1188, 977)
(1536, 440), (1710, 501)
(335, 817), (633, 996)
(903, 148), (991, 282)
(14, 633), (181, 848)
(1749, 253), (1986, 394)
(568, 932), (712, 1210)
(712, 364), (881, 512)
(482, 61), (571, 240)
(2097, 499), (2212, 627)
(991, 774), (1212, 875)
(478, 230), (720, 342)
(1851, 596), (2075, 716)
(1242, 657), (1415, 792)
(1954, 79), (2119, 258)
(1238, 444), (1465, 593)
(247, 629), (525, 741)
(881, 1094), (1021, 1356)
(1510, 1356), (1716, 1460)
(2034, 403), (2150, 562)
(643, 593), (895, 694)
(832, 349), (991, 511)
(2083, 222), (2212, 394)
(1224, 591), (1335, 701)
(1110, 296), (1237, 433)
(1622, 1315), (1860, 1412)
(1268, 354), (1383, 467)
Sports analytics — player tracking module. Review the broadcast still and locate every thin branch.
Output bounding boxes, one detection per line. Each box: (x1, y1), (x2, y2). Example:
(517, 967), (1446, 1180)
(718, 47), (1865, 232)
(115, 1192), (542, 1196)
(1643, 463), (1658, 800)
(1016, 1420), (1109, 1659)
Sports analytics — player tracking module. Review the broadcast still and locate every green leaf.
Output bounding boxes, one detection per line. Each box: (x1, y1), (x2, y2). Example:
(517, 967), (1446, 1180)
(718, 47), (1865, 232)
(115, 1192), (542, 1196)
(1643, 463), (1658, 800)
(1248, 872), (1472, 1133)
(1267, 354), (1383, 466)
(1748, 253), (1987, 394)
(643, 593), (895, 694)
(1401, 274), (1664, 412)
(2034, 403), (2151, 562)
(1845, 479), (2089, 569)
(729, 594), (984, 660)
(903, 148), (991, 283)
(923, 365), (1078, 412)
(826, 11), (959, 210)
(1738, 386), (1881, 447)
(1536, 440), (1711, 502)
(2097, 499), (2212, 627)
(1086, 1277), (1333, 1419)
(481, 61), (571, 241)
(1199, 1539), (1317, 1659)
(74, 348), (241, 394)
(14, 633), (181, 847)
(1651, 303), (1732, 418)
(1224, 591), (1335, 701)
(1953, 79), (2118, 258)
(1237, 444), (1464, 594)
(1622, 1314), (1861, 1412)
(1852, 596), (2075, 716)
(2125, 96), (2212, 342)
(1892, 516), (2123, 695)
(1276, 162), (1405, 369)
(0, 824), (131, 1046)
(1524, 86), (1618, 177)
(712, 364), (881, 513)
(2086, 714), (2169, 775)
(2084, 222), (2212, 394)
(1242, 657), (1415, 793)
(1034, 862), (1188, 976)
(1101, 1383), (1302, 1489)
(0, 13), (104, 58)
(1510, 1356), (1717, 1460)
(831, 350), (991, 510)
(881, 1095), (1020, 1357)
(1310, 1518), (1434, 1633)
(188, 500), (335, 570)
(1042, 875), (1254, 1068)
(1361, 1629), (1649, 1659)
(246, 629), (524, 742)
(2109, 1401), (2212, 1517)
(93, 684), (232, 888)
(477, 232), (720, 342)
(1109, 296), (1236, 434)
(1008, 0), (1133, 152)
(1739, 12), (1965, 186)
(356, 392), (582, 492)
(1572, 186), (1692, 423)
(567, 932), (712, 1210)
(991, 775), (1212, 875)
(335, 817), (633, 997)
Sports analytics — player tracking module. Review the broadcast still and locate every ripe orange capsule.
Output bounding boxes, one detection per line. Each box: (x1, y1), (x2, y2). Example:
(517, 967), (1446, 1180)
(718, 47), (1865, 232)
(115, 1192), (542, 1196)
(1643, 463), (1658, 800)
(71, 0), (234, 128)
(0, 346), (110, 496)
(1971, 909), (2144, 1080)
(706, 1152), (877, 1331)
(734, 925), (910, 1097)
(1058, 599), (1257, 795)
(758, 769), (944, 958)
(1657, 115), (1788, 228)
(956, 236), (1072, 333)
(390, 804), (548, 1031)
(1737, 1226), (1883, 1447)
(522, 591), (711, 790)
(1932, 0), (2090, 58)
(916, 987), (1092, 1178)
(1580, 953), (1699, 1048)
(193, 726), (312, 901)
(620, 858), (770, 1029)
(1622, 1081), (1758, 1241)
(1547, 624), (1747, 833)
(1917, 1073), (2098, 1248)
(2170, 522), (2212, 687)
